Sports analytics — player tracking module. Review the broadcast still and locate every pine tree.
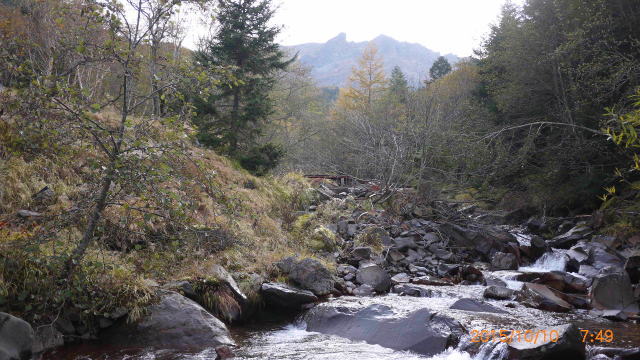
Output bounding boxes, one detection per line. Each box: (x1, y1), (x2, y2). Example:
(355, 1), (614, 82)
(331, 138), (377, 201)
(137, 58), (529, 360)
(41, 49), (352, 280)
(193, 0), (294, 157)
(389, 65), (408, 103)
(429, 56), (452, 81)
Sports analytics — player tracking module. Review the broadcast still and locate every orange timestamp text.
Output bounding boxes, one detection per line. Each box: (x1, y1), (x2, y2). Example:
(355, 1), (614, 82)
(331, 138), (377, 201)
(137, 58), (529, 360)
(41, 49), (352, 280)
(580, 329), (614, 343)
(470, 329), (560, 344)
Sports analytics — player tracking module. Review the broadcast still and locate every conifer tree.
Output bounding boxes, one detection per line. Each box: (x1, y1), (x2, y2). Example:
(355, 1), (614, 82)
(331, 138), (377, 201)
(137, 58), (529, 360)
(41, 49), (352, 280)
(429, 56), (452, 81)
(194, 0), (294, 158)
(389, 65), (408, 103)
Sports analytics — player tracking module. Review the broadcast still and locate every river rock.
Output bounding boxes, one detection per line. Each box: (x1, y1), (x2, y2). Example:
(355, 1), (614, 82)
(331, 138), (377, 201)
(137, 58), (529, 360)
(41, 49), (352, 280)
(412, 275), (453, 286)
(261, 282), (318, 309)
(532, 271), (589, 293)
(450, 298), (508, 314)
(275, 256), (298, 274)
(351, 247), (372, 261)
(392, 284), (434, 297)
(548, 224), (592, 249)
(517, 283), (573, 312)
(392, 237), (417, 251)
(0, 312), (34, 360)
(304, 304), (464, 356)
(353, 284), (375, 296)
(506, 323), (585, 360)
(356, 263), (391, 292)
(209, 264), (247, 304)
(625, 251), (640, 283)
(391, 273), (411, 285)
(483, 286), (515, 300)
(491, 252), (518, 270)
(100, 291), (234, 350)
(289, 258), (335, 296)
(589, 272), (639, 314)
(387, 249), (405, 262)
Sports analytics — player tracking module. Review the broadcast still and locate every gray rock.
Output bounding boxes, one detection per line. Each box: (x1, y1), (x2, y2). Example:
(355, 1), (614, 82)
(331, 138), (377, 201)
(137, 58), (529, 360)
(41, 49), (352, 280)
(261, 282), (318, 309)
(408, 264), (428, 274)
(387, 249), (405, 262)
(0, 312), (34, 360)
(393, 237), (417, 251)
(412, 276), (452, 286)
(392, 284), (434, 297)
(450, 298), (508, 314)
(275, 256), (299, 274)
(506, 323), (585, 360)
(100, 291), (234, 350)
(483, 286), (515, 300)
(289, 258), (335, 296)
(590, 272), (639, 314)
(356, 263), (391, 293)
(432, 248), (453, 261)
(209, 264), (247, 303)
(517, 283), (573, 313)
(549, 224), (592, 249)
(352, 284), (375, 296)
(351, 247), (372, 261)
(491, 252), (518, 270)
(625, 251), (640, 283)
(32, 326), (63, 354)
(423, 232), (439, 243)
(337, 264), (357, 276)
(304, 304), (463, 356)
(162, 280), (197, 298)
(391, 273), (411, 285)
(16, 210), (41, 218)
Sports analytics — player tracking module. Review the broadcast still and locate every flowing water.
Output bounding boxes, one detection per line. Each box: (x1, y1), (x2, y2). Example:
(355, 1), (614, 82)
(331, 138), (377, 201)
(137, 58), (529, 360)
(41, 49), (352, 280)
(46, 233), (640, 359)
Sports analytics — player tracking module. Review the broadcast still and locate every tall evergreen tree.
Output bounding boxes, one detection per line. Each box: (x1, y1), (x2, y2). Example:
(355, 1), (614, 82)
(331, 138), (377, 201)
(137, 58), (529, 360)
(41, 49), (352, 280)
(429, 56), (452, 81)
(193, 0), (294, 158)
(389, 65), (408, 103)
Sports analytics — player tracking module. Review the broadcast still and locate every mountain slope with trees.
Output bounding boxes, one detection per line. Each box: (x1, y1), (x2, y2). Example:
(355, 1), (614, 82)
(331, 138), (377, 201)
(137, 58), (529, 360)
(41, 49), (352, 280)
(286, 33), (459, 86)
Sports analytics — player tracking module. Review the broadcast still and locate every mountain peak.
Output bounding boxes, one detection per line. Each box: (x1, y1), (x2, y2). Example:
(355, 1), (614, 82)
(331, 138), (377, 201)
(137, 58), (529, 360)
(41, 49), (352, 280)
(328, 32), (347, 43)
(286, 35), (459, 87)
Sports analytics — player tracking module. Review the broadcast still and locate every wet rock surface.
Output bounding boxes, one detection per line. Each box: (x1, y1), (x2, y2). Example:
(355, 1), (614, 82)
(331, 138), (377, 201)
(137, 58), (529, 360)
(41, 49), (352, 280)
(99, 291), (235, 350)
(304, 303), (464, 356)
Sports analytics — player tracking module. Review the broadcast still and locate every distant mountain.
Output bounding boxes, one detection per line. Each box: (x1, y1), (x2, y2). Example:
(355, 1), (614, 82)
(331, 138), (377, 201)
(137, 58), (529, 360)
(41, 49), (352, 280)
(285, 33), (460, 87)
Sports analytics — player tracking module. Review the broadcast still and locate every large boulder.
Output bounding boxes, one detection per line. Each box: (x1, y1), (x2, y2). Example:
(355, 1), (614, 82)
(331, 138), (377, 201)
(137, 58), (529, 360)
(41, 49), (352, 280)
(589, 272), (639, 314)
(438, 223), (515, 259)
(548, 224), (592, 249)
(304, 304), (464, 356)
(449, 298), (508, 314)
(260, 282), (318, 309)
(356, 263), (391, 293)
(626, 251), (640, 283)
(392, 284), (434, 297)
(517, 283), (573, 313)
(100, 291), (234, 350)
(289, 258), (335, 296)
(491, 252), (518, 270)
(483, 286), (516, 300)
(507, 323), (585, 360)
(0, 312), (34, 360)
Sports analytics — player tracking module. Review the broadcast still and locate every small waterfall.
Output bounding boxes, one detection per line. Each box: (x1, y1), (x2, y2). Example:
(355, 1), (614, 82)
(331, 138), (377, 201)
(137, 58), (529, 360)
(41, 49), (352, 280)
(519, 249), (567, 272)
(474, 341), (509, 360)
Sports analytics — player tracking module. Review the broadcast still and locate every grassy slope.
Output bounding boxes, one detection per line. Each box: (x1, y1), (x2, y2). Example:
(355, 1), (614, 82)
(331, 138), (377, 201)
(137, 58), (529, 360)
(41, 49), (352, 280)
(0, 110), (331, 328)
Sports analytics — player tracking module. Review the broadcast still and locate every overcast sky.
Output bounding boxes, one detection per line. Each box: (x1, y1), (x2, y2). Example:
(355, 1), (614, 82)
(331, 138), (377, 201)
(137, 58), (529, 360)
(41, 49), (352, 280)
(273, 0), (523, 57)
(183, 0), (523, 57)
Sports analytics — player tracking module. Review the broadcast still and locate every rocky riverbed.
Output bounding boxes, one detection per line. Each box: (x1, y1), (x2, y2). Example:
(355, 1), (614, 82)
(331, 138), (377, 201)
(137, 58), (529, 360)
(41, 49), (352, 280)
(19, 181), (640, 359)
